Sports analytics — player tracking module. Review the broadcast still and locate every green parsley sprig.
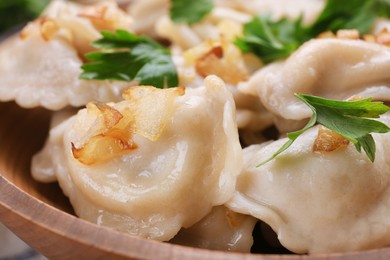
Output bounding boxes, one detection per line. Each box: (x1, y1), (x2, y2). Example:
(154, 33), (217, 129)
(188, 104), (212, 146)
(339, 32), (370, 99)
(170, 0), (214, 25)
(236, 0), (390, 64)
(80, 30), (178, 89)
(258, 95), (390, 166)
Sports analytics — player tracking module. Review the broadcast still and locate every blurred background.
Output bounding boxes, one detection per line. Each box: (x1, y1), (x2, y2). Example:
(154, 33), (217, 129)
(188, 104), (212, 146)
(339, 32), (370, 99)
(0, 0), (131, 39)
(0, 0), (49, 35)
(0, 223), (46, 260)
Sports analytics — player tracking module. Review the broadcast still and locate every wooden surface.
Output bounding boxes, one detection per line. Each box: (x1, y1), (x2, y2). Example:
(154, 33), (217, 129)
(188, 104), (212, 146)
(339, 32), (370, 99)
(0, 101), (390, 259)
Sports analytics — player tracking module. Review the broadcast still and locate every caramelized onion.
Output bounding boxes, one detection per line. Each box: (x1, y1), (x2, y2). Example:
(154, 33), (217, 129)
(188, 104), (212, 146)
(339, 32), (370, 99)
(86, 102), (123, 129)
(20, 18), (60, 41)
(313, 126), (349, 153)
(184, 40), (249, 84)
(72, 86), (185, 165)
(77, 2), (132, 32)
(122, 86), (185, 141)
(318, 28), (390, 47)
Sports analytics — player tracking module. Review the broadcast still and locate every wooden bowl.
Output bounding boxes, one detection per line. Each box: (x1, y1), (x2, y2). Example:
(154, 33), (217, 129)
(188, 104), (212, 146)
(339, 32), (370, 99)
(1, 101), (390, 259)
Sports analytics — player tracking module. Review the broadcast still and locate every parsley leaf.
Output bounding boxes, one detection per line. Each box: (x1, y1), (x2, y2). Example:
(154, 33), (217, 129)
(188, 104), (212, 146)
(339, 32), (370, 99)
(236, 0), (390, 64)
(235, 16), (303, 64)
(308, 0), (377, 36)
(375, 0), (390, 17)
(80, 30), (178, 89)
(258, 95), (390, 166)
(170, 0), (214, 25)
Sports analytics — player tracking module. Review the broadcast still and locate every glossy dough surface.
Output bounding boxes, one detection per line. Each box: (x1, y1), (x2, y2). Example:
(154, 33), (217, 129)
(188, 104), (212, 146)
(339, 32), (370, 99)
(227, 114), (390, 253)
(171, 206), (257, 253)
(32, 76), (242, 241)
(0, 0), (134, 110)
(240, 39), (390, 122)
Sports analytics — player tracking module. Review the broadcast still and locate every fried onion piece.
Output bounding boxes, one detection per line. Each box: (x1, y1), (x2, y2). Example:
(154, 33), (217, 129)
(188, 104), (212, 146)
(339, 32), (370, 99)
(374, 28), (390, 46)
(87, 102), (123, 129)
(72, 86), (185, 165)
(20, 17), (61, 41)
(318, 28), (390, 47)
(336, 29), (360, 40)
(313, 126), (350, 153)
(184, 40), (249, 85)
(72, 103), (133, 165)
(122, 86), (185, 141)
(72, 129), (137, 166)
(77, 1), (132, 32)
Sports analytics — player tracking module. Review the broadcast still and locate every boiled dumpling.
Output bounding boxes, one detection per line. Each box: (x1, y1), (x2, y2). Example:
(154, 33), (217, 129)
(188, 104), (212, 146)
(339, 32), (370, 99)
(215, 0), (324, 25)
(170, 206), (257, 252)
(156, 0), (323, 50)
(127, 0), (169, 38)
(40, 0), (133, 55)
(156, 10), (247, 50)
(226, 113), (390, 253)
(32, 76), (242, 241)
(172, 40), (272, 134)
(240, 39), (390, 124)
(0, 0), (134, 110)
(155, 0), (324, 134)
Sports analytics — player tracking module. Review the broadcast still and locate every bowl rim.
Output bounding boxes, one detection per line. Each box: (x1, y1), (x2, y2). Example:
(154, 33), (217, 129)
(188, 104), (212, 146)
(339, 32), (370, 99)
(0, 174), (263, 259)
(2, 174), (390, 260)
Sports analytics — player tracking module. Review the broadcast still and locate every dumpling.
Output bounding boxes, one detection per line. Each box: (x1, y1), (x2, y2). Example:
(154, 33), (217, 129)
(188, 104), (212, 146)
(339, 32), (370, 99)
(155, 10), (248, 50)
(128, 0), (323, 46)
(239, 39), (390, 123)
(226, 113), (390, 253)
(127, 0), (169, 38)
(172, 40), (272, 134)
(0, 0), (135, 110)
(170, 206), (257, 253)
(215, 0), (324, 25)
(155, 1), (323, 134)
(31, 76), (243, 241)
(40, 0), (133, 56)
(155, 0), (323, 50)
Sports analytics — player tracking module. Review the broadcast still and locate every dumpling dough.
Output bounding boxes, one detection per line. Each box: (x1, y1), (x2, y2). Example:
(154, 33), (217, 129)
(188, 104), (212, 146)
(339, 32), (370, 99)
(226, 113), (390, 253)
(172, 45), (273, 133)
(32, 76), (242, 241)
(156, 0), (323, 50)
(240, 39), (390, 121)
(215, 0), (324, 24)
(0, 0), (134, 110)
(127, 0), (169, 38)
(170, 206), (257, 252)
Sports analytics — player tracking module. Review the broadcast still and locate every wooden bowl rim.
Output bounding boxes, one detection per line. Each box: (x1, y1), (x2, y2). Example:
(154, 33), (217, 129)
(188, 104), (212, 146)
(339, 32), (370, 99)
(2, 174), (390, 260)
